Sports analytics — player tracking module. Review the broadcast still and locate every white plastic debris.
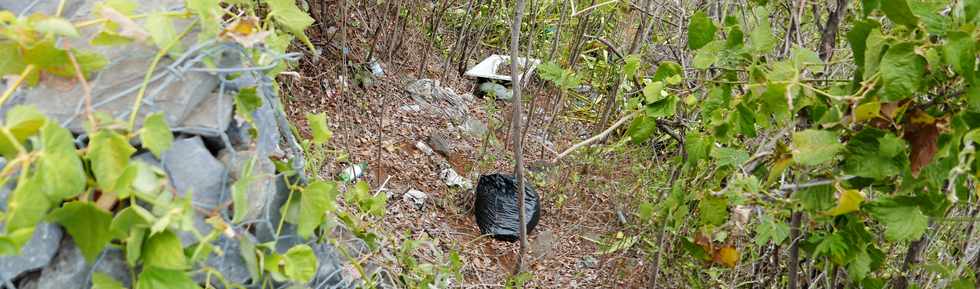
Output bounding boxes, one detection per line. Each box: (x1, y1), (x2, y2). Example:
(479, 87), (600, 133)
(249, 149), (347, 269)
(368, 58), (385, 77)
(440, 168), (472, 189)
(415, 141), (434, 155)
(403, 189), (428, 210)
(463, 54), (540, 86)
(339, 163), (366, 182)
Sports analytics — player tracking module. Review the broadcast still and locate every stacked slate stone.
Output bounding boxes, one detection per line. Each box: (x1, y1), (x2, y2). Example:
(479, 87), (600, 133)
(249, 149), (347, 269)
(0, 1), (366, 289)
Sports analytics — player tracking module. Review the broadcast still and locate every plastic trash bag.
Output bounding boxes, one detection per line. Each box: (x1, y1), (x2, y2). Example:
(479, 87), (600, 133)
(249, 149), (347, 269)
(474, 174), (540, 241)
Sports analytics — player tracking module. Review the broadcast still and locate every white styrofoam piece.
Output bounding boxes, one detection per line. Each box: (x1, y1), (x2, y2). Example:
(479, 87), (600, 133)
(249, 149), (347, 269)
(464, 54), (540, 85)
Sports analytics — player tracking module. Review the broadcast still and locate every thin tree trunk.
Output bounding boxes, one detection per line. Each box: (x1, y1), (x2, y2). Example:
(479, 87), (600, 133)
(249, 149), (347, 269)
(892, 235), (929, 289)
(510, 0), (529, 274)
(597, 0), (652, 135)
(817, 0), (848, 61)
(788, 211), (803, 289)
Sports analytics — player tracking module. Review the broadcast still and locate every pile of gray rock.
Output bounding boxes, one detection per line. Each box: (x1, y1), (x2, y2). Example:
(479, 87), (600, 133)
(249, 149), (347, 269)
(0, 1), (366, 289)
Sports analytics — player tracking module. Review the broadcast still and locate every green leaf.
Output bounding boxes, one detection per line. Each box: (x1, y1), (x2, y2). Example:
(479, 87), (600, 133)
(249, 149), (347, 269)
(145, 12), (179, 52)
(646, 94), (678, 118)
(626, 114), (656, 144)
(126, 228), (145, 266)
(1, 106), (47, 157)
(48, 202), (113, 262)
(684, 133), (712, 167)
(847, 20), (880, 78)
(297, 181), (338, 239)
(0, 42), (27, 76)
(652, 61), (682, 82)
(909, 0), (949, 35)
(862, 0), (880, 17)
(141, 113), (173, 157)
(110, 206), (153, 238)
(795, 184), (835, 212)
(712, 147), (749, 168)
(854, 101), (881, 123)
(824, 189), (865, 216)
(642, 80), (666, 103)
(692, 40), (724, 69)
(88, 130), (137, 192)
(879, 43), (926, 102)
(37, 121), (85, 200)
(754, 215), (790, 246)
(844, 128), (907, 179)
(136, 266), (200, 289)
(142, 230), (188, 270)
(867, 197), (929, 241)
(699, 195), (728, 226)
(4, 176), (50, 234)
(749, 7), (777, 52)
(231, 157), (257, 223)
(307, 112), (332, 145)
(848, 246), (873, 281)
(92, 272), (126, 289)
(283, 244), (318, 283)
(880, 0), (919, 27)
(791, 129), (843, 166)
(266, 0), (316, 51)
(23, 40), (68, 69)
(813, 233), (849, 264)
(234, 87), (262, 120)
(687, 11), (716, 50)
(35, 17), (80, 37)
(623, 54), (642, 77)
(944, 31), (976, 82)
(863, 29), (888, 81)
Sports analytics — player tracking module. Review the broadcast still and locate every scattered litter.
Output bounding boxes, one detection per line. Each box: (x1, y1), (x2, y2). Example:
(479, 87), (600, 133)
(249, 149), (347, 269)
(464, 54), (540, 86)
(479, 82), (513, 101)
(368, 58), (384, 77)
(339, 163), (367, 182)
(577, 255), (598, 269)
(415, 141), (434, 155)
(403, 189), (428, 210)
(474, 174), (541, 242)
(399, 104), (423, 112)
(441, 168), (472, 189)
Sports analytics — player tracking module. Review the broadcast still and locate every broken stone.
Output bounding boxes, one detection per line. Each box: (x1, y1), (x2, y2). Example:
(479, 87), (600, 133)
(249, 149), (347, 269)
(2, 0), (222, 133)
(0, 223), (62, 284)
(203, 234), (253, 286)
(459, 117), (488, 138)
(32, 238), (130, 289)
(403, 189), (428, 210)
(440, 168), (472, 189)
(309, 242), (354, 289)
(162, 136), (229, 210)
(427, 133), (452, 157)
(178, 91), (234, 136)
(405, 79), (469, 123)
(217, 148), (277, 222)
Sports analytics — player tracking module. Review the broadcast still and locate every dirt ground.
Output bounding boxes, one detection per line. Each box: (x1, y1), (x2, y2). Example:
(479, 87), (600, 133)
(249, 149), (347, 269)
(279, 12), (651, 288)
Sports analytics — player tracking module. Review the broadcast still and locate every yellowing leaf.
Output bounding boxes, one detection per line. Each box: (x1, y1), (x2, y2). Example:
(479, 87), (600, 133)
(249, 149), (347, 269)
(34, 17), (80, 38)
(712, 246), (739, 268)
(100, 6), (149, 42)
(854, 101), (881, 123)
(220, 16), (270, 48)
(824, 188), (865, 216)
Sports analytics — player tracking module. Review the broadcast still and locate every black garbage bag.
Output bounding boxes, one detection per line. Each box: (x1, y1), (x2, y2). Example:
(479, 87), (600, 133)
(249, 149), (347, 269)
(474, 174), (541, 242)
